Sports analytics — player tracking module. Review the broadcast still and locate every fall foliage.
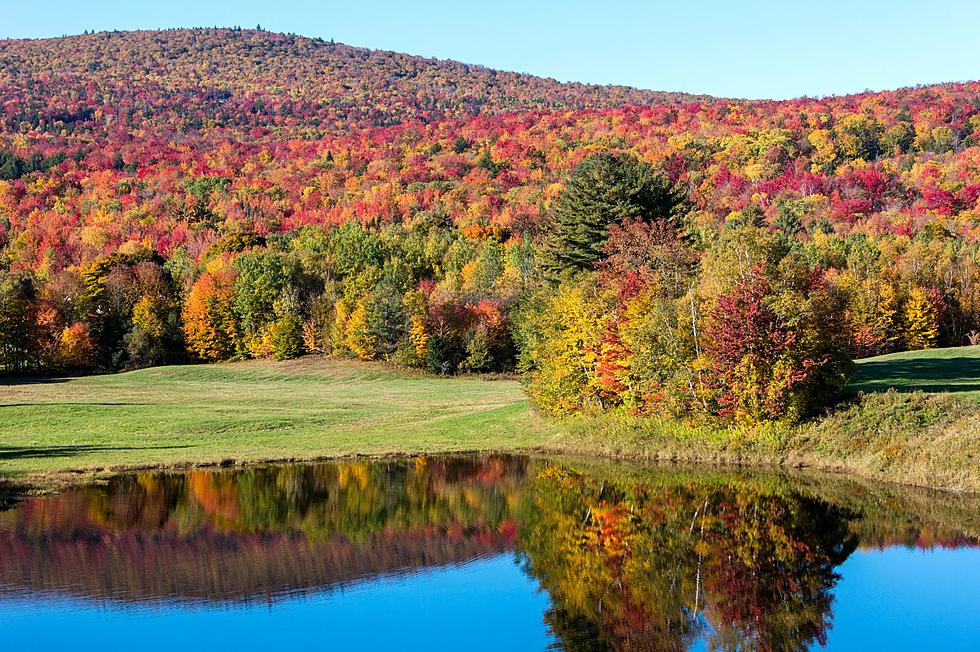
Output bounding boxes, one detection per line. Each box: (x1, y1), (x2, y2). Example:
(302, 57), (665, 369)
(3, 29), (980, 423)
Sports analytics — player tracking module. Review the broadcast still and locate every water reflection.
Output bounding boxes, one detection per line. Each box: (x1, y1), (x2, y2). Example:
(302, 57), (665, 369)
(1, 456), (978, 650)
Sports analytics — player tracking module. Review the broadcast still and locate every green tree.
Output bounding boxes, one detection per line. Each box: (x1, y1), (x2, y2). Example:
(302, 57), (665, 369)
(268, 314), (305, 360)
(0, 150), (24, 180)
(233, 252), (294, 351)
(0, 273), (37, 371)
(540, 152), (683, 280)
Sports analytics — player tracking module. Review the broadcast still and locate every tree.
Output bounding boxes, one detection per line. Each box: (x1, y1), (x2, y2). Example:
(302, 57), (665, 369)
(840, 275), (898, 357)
(125, 295), (169, 367)
(540, 152), (683, 280)
(0, 150), (24, 180)
(233, 252), (294, 353)
(53, 323), (96, 370)
(903, 286), (938, 350)
(182, 264), (239, 361)
(704, 265), (849, 423)
(363, 281), (406, 358)
(345, 298), (375, 359)
(521, 281), (607, 415)
(268, 314), (304, 360)
(399, 289), (429, 365)
(598, 217), (696, 298)
(834, 113), (883, 162)
(0, 273), (38, 371)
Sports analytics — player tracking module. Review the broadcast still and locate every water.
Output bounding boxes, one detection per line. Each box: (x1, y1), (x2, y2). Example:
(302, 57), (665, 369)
(1, 455), (978, 651)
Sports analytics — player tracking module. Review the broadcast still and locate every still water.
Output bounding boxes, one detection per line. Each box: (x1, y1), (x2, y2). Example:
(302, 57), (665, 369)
(1, 455), (978, 651)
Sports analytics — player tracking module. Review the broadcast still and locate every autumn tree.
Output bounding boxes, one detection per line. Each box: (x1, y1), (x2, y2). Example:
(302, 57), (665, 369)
(903, 286), (939, 350)
(182, 262), (239, 362)
(52, 323), (96, 370)
(704, 265), (850, 423)
(518, 280), (607, 415)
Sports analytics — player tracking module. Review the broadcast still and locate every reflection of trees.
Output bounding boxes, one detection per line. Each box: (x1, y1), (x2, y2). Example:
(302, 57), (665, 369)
(1, 456), (978, 650)
(0, 456), (526, 604)
(516, 465), (858, 652)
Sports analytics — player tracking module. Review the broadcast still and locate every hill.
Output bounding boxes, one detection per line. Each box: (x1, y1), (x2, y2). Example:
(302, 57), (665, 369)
(0, 28), (706, 137)
(1, 29), (980, 437)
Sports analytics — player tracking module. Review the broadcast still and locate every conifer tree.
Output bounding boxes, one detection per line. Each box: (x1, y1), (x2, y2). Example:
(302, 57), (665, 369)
(540, 152), (682, 281)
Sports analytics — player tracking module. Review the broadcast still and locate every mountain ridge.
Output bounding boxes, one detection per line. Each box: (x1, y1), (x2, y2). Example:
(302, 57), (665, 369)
(0, 28), (713, 135)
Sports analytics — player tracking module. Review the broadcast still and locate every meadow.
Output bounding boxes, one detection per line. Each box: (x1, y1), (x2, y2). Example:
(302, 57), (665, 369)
(849, 345), (980, 402)
(0, 358), (546, 484)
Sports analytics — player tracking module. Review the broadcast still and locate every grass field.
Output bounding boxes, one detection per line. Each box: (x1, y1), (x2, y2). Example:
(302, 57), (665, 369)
(849, 345), (980, 402)
(0, 358), (550, 483)
(2, 347), (979, 492)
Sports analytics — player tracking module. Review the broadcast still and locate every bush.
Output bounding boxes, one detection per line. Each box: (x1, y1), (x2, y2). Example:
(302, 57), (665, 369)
(269, 314), (304, 361)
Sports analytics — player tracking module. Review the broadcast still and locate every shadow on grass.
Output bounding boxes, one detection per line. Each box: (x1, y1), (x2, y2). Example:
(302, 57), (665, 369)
(0, 376), (71, 386)
(0, 444), (193, 461)
(854, 357), (980, 393)
(0, 402), (145, 408)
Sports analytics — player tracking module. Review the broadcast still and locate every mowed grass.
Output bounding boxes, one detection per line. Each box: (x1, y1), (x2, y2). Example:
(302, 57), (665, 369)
(0, 357), (551, 482)
(849, 345), (980, 402)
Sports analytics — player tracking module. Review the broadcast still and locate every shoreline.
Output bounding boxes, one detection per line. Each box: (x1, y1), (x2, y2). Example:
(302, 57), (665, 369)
(2, 355), (978, 497)
(2, 434), (976, 498)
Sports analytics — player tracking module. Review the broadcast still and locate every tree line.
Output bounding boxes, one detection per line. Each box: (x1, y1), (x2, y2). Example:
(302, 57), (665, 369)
(3, 150), (976, 424)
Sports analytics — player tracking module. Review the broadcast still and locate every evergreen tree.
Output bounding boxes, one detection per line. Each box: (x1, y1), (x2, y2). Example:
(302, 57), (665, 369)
(540, 152), (682, 281)
(0, 150), (23, 180)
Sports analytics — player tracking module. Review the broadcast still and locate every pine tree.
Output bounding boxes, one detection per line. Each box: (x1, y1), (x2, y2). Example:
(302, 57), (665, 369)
(540, 152), (682, 281)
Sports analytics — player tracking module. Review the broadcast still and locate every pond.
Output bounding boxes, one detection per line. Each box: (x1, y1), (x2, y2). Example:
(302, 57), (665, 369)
(1, 455), (979, 650)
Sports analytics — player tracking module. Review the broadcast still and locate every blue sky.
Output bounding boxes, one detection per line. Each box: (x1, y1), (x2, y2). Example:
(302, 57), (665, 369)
(2, 0), (978, 100)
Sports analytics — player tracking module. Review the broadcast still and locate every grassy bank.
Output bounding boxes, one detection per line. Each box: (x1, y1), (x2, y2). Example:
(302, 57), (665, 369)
(544, 346), (980, 492)
(2, 347), (979, 493)
(543, 390), (979, 492)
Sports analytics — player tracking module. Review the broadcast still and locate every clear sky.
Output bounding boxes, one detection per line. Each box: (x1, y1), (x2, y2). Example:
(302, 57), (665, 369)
(2, 0), (978, 100)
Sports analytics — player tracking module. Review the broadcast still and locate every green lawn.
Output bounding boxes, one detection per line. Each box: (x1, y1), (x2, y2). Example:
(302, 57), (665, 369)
(849, 345), (980, 402)
(0, 357), (550, 482)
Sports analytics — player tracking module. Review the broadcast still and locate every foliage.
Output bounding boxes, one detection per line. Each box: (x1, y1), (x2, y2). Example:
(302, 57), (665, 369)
(4, 28), (980, 424)
(182, 261), (239, 361)
(52, 322), (96, 370)
(903, 286), (939, 350)
(704, 264), (850, 423)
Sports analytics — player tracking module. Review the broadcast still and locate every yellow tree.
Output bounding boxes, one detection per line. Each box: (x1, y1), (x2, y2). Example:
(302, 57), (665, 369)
(903, 287), (938, 350)
(346, 298), (376, 360)
(524, 282), (607, 415)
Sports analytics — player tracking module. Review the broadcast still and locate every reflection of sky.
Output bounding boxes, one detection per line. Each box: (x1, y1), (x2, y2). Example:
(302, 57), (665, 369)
(820, 548), (980, 651)
(686, 547), (980, 652)
(0, 553), (556, 651)
(4, 547), (980, 650)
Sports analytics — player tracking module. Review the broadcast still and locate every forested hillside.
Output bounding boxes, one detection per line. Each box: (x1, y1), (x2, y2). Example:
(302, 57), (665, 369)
(0, 28), (702, 136)
(2, 28), (980, 424)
